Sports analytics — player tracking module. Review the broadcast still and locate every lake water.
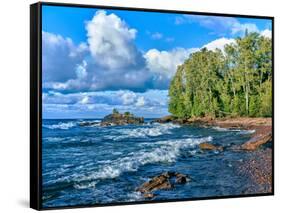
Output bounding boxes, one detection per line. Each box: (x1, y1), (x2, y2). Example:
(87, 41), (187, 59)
(42, 119), (255, 208)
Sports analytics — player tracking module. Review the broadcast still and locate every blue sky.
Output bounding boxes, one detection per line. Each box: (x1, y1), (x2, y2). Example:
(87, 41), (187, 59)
(42, 5), (272, 119)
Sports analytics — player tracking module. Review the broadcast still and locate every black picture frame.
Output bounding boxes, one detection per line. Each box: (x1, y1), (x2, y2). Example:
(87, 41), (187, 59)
(30, 1), (274, 210)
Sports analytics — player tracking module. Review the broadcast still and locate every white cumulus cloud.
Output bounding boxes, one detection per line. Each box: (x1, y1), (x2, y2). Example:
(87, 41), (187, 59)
(135, 96), (146, 107)
(260, 29), (272, 38)
(86, 10), (144, 69)
(119, 90), (137, 105)
(203, 37), (235, 51)
(42, 31), (88, 83)
(144, 48), (199, 78)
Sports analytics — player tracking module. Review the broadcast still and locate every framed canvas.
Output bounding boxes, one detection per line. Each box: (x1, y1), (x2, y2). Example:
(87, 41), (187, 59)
(30, 2), (274, 210)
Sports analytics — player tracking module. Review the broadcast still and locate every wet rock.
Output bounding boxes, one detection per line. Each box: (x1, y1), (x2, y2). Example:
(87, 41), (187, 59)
(241, 133), (272, 151)
(137, 171), (190, 197)
(143, 193), (155, 199)
(153, 115), (175, 123)
(137, 172), (172, 193)
(199, 142), (223, 151)
(175, 173), (189, 184)
(78, 121), (99, 127)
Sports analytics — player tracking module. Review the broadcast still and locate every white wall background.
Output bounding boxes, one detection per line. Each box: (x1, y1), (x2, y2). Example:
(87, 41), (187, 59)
(0, 0), (279, 212)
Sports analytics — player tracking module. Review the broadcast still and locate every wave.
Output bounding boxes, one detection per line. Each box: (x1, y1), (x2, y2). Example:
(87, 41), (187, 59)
(88, 120), (101, 123)
(74, 181), (97, 189)
(212, 126), (255, 134)
(127, 191), (143, 201)
(75, 136), (212, 185)
(237, 129), (255, 134)
(44, 137), (64, 142)
(43, 121), (77, 130)
(106, 123), (180, 140)
(212, 126), (230, 131)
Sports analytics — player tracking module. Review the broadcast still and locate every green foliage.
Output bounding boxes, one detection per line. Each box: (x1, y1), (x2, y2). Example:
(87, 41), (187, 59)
(112, 108), (119, 114)
(168, 33), (272, 118)
(124, 111), (132, 117)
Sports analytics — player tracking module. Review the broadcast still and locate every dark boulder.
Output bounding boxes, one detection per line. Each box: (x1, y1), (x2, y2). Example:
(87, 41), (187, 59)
(137, 171), (191, 198)
(175, 173), (189, 184)
(78, 121), (99, 127)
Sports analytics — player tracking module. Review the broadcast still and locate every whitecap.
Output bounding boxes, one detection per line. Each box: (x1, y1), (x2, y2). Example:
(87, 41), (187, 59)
(43, 121), (77, 130)
(76, 136), (212, 182)
(90, 120), (101, 123)
(106, 123), (181, 140)
(44, 137), (64, 142)
(74, 181), (97, 189)
(212, 126), (255, 134)
(127, 191), (143, 201)
(212, 126), (229, 131)
(237, 129), (256, 134)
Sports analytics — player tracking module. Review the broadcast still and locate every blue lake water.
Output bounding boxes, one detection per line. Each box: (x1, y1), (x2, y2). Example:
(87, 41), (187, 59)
(42, 119), (255, 208)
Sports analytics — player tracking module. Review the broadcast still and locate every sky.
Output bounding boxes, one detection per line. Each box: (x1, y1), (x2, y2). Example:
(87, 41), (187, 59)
(42, 5), (272, 119)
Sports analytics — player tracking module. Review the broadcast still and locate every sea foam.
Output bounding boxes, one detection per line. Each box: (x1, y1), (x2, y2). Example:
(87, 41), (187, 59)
(74, 181), (97, 189)
(106, 123), (180, 140)
(43, 121), (77, 130)
(212, 126), (255, 134)
(75, 136), (212, 185)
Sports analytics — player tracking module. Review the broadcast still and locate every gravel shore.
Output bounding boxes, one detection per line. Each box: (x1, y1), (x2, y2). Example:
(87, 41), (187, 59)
(238, 148), (272, 194)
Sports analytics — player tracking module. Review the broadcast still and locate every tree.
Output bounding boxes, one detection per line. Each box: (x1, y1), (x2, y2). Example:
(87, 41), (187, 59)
(112, 108), (119, 114)
(124, 111), (131, 117)
(168, 32), (272, 118)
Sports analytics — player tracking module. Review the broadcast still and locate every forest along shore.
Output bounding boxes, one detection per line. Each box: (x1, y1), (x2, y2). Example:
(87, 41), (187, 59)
(154, 116), (272, 193)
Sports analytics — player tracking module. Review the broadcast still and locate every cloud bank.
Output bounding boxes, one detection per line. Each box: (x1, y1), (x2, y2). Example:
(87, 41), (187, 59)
(43, 90), (169, 118)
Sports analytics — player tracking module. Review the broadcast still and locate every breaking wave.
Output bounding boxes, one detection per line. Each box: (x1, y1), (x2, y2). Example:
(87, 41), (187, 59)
(75, 136), (212, 186)
(44, 137), (64, 142)
(212, 126), (255, 134)
(74, 181), (97, 189)
(43, 121), (77, 130)
(106, 123), (180, 140)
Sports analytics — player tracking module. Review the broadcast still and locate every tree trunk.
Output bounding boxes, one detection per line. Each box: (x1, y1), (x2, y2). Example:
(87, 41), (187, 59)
(245, 87), (249, 115)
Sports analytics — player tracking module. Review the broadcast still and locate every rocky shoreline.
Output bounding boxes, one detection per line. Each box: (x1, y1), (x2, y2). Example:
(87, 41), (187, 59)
(78, 113), (272, 196)
(155, 116), (272, 151)
(137, 116), (272, 197)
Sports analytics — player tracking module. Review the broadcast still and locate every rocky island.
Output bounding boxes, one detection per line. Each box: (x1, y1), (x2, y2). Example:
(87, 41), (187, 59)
(100, 109), (144, 126)
(79, 109), (144, 127)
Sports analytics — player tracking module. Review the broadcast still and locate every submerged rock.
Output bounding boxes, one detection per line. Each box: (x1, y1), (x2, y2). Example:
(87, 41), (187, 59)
(137, 172), (190, 198)
(199, 142), (223, 151)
